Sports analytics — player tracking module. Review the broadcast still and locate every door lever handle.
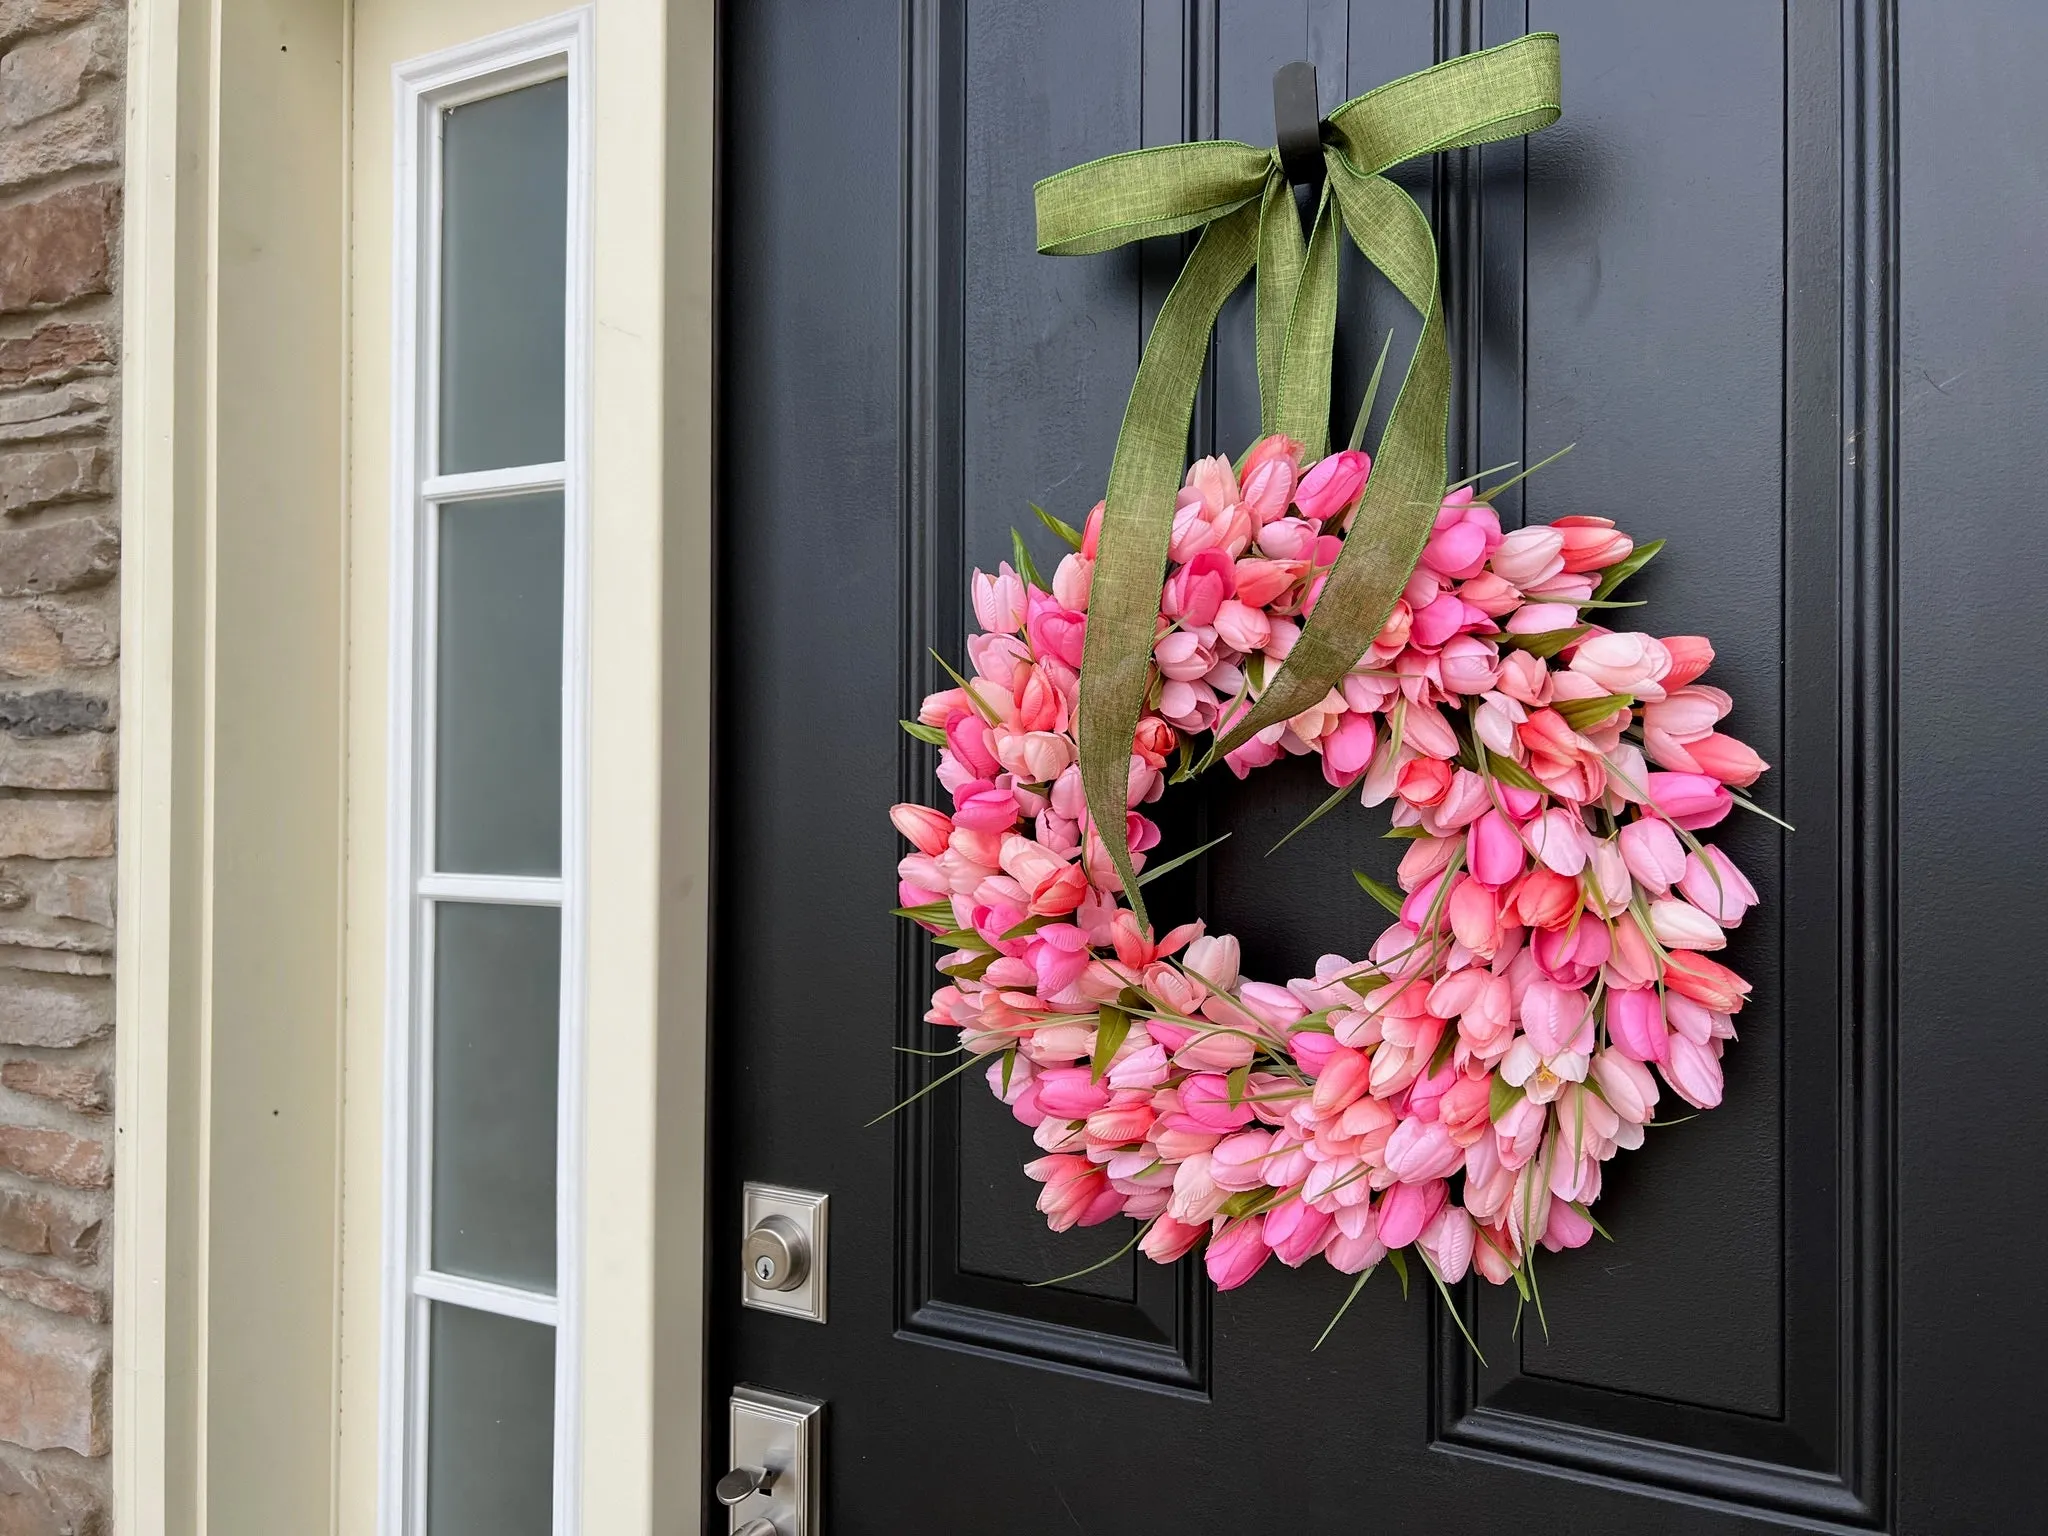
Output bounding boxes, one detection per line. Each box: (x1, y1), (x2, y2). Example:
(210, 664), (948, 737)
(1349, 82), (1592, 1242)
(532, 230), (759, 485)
(732, 1522), (778, 1536)
(715, 1464), (776, 1506)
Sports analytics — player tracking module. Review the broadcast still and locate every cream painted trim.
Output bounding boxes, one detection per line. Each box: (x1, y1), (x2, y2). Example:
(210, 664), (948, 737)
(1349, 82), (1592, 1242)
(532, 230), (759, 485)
(119, 0), (716, 1525)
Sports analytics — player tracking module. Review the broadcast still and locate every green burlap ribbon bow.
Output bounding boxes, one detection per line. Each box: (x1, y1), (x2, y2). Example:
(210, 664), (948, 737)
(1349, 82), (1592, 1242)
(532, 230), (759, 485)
(1034, 34), (1561, 924)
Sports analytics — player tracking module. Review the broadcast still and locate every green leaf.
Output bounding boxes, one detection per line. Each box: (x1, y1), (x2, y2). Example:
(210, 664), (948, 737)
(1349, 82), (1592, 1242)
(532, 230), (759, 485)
(1009, 527), (1047, 591)
(900, 719), (948, 746)
(999, 1048), (1017, 1097)
(1342, 971), (1392, 997)
(1554, 693), (1634, 732)
(1267, 777), (1356, 856)
(1137, 832), (1231, 887)
(865, 1050), (988, 1127)
(1000, 914), (1052, 941)
(1476, 441), (1576, 504)
(1490, 1076), (1526, 1121)
(1484, 750), (1547, 793)
(1091, 1005), (1132, 1084)
(1352, 869), (1405, 917)
(1592, 536), (1664, 600)
(1427, 1021), (1459, 1075)
(1347, 330), (1398, 452)
(1385, 1246), (1410, 1299)
(1502, 623), (1588, 661)
(1422, 1253), (1488, 1365)
(1031, 503), (1083, 550)
(891, 899), (954, 926)
(1313, 1267), (1376, 1350)
(928, 648), (999, 724)
(1029, 1217), (1153, 1288)
(1382, 824), (1429, 840)
(1445, 457), (1521, 496)
(1226, 1063), (1251, 1107)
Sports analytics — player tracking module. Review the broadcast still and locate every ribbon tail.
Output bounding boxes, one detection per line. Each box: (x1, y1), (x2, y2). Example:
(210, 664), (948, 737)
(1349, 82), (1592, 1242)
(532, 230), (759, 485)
(1254, 168), (1306, 435)
(1077, 202), (1260, 927)
(1270, 179), (1341, 461)
(1212, 166), (1450, 759)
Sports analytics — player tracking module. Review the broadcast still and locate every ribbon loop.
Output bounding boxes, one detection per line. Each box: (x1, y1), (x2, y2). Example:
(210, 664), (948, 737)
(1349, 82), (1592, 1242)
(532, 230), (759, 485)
(1032, 34), (1561, 924)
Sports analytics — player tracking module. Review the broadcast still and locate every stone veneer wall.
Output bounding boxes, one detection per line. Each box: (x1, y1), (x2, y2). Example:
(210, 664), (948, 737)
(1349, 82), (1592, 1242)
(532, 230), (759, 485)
(0, 0), (125, 1531)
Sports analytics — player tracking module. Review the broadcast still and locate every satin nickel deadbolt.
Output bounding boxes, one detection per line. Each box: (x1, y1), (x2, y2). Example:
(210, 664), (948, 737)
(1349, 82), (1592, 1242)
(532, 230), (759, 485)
(741, 1184), (828, 1322)
(742, 1214), (809, 1292)
(725, 1385), (823, 1535)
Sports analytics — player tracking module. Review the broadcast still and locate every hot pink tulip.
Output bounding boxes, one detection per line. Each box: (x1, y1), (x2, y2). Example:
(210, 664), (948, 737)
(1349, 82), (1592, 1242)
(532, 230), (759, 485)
(1469, 809), (1525, 888)
(1205, 1216), (1274, 1290)
(1375, 1178), (1448, 1249)
(1025, 594), (1087, 669)
(1320, 710), (1377, 785)
(1178, 1073), (1254, 1133)
(1294, 449), (1370, 522)
(1646, 771), (1732, 830)
(1605, 987), (1670, 1064)
(1162, 549), (1236, 628)
(1265, 1196), (1336, 1267)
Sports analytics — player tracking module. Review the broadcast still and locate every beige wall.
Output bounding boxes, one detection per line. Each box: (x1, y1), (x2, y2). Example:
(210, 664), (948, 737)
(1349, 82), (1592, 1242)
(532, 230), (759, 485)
(117, 0), (715, 1528)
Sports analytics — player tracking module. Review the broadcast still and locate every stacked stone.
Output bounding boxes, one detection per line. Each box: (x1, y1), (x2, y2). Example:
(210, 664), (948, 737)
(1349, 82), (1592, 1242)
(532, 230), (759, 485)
(0, 1), (123, 1530)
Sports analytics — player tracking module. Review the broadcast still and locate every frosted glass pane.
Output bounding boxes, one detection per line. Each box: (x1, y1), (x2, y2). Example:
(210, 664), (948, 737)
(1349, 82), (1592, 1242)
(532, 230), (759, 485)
(431, 902), (558, 1290)
(426, 1304), (554, 1536)
(435, 492), (562, 876)
(438, 77), (567, 473)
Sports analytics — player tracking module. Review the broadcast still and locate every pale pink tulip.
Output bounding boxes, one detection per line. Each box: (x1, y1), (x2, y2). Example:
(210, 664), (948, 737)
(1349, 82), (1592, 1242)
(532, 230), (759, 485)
(1618, 817), (1686, 894)
(971, 562), (1026, 632)
(1417, 1202), (1477, 1283)
(1649, 897), (1726, 951)
(1569, 630), (1671, 698)
(1680, 847), (1758, 925)
(1139, 1215), (1208, 1264)
(1374, 1178), (1448, 1249)
(1661, 1032), (1725, 1109)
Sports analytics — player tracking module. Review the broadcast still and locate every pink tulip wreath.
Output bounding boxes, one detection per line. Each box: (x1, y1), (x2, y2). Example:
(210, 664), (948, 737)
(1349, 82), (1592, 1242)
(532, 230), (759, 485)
(890, 436), (1767, 1315)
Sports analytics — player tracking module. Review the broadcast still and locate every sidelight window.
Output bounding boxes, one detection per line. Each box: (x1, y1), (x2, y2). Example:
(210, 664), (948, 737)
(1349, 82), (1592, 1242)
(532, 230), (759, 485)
(384, 14), (591, 1536)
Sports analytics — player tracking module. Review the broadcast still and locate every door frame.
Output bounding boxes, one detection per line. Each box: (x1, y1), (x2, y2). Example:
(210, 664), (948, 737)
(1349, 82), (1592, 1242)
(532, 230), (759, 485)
(114, 0), (718, 1528)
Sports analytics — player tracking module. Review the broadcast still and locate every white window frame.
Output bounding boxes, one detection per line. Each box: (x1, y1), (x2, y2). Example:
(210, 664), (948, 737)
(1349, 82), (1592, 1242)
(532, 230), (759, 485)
(382, 12), (594, 1536)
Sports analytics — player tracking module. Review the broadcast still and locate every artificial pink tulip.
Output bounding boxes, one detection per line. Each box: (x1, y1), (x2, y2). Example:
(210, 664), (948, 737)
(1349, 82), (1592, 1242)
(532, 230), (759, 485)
(1646, 771), (1733, 830)
(1569, 630), (1671, 698)
(1618, 816), (1686, 894)
(1469, 809), (1525, 888)
(1605, 987), (1671, 1064)
(1660, 1032), (1725, 1109)
(1490, 525), (1566, 586)
(1551, 514), (1632, 573)
(1321, 710), (1377, 785)
(1204, 1216), (1274, 1290)
(1686, 731), (1769, 788)
(1139, 1215), (1208, 1264)
(1026, 1154), (1125, 1231)
(971, 562), (1026, 633)
(1591, 1050), (1659, 1124)
(1649, 897), (1726, 951)
(890, 803), (953, 857)
(1375, 1178), (1448, 1249)
(1294, 449), (1370, 522)
(1661, 634), (1715, 687)
(1680, 847), (1758, 925)
(1417, 1202), (1477, 1283)
(1265, 1196), (1336, 1267)
(1540, 1195), (1596, 1251)
(1178, 1073), (1254, 1133)
(1663, 950), (1752, 1013)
